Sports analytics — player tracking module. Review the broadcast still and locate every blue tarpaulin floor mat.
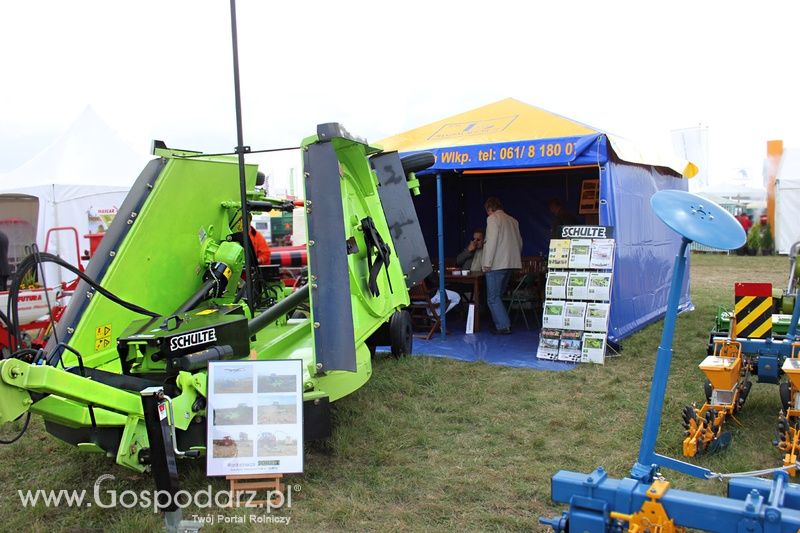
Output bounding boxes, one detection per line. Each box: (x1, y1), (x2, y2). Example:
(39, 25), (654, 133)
(377, 317), (575, 371)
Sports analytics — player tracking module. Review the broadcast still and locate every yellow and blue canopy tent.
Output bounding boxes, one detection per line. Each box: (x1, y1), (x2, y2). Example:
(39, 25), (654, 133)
(378, 97), (697, 177)
(378, 98), (696, 341)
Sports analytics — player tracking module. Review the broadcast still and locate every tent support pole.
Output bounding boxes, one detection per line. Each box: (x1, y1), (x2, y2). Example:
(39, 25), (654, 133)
(436, 173), (446, 338)
(598, 164), (608, 226)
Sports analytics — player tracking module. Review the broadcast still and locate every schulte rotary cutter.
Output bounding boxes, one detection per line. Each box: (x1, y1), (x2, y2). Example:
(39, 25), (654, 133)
(541, 190), (800, 533)
(0, 124), (434, 506)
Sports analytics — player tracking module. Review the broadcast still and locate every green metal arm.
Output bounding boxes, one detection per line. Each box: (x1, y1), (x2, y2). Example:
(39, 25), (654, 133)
(0, 359), (143, 424)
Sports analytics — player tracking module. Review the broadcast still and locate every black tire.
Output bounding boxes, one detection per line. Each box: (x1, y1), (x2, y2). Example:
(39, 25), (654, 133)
(389, 310), (413, 358)
(735, 380), (752, 413)
(290, 303), (310, 320)
(780, 382), (792, 412)
(366, 340), (377, 359)
(400, 152), (435, 175)
(704, 380), (713, 404)
(740, 380), (753, 401)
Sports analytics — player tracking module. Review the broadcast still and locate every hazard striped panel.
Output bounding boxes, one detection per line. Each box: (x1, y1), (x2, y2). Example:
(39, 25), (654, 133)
(734, 283), (773, 339)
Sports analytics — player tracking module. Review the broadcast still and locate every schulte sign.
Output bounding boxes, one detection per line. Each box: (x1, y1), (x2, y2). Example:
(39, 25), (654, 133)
(559, 226), (614, 239)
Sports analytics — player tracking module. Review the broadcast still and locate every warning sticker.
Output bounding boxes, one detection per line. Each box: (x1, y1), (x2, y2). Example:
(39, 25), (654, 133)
(196, 309), (218, 316)
(94, 338), (111, 351)
(94, 324), (112, 351)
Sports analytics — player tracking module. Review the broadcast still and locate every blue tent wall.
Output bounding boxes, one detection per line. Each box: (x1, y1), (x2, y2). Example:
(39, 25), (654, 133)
(601, 160), (692, 341)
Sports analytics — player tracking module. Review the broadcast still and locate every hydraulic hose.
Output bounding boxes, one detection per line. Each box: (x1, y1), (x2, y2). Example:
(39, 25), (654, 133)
(1, 253), (158, 444)
(5, 252), (160, 353)
(174, 279), (216, 315)
(0, 413), (30, 445)
(247, 285), (309, 335)
(0, 308), (15, 347)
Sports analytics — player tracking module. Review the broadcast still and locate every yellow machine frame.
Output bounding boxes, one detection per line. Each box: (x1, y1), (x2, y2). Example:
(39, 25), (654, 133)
(682, 339), (744, 457)
(777, 342), (800, 474)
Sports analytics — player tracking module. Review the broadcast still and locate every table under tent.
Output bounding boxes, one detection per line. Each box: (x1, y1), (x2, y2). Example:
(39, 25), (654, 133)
(377, 98), (697, 367)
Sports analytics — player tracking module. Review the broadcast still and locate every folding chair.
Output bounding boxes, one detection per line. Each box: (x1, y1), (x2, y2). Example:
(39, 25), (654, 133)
(503, 273), (541, 330)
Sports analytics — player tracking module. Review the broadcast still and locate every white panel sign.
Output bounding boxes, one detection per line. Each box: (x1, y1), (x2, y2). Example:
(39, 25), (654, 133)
(207, 360), (304, 476)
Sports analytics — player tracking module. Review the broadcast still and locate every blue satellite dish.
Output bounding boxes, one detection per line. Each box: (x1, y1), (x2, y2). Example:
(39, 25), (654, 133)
(651, 190), (746, 251)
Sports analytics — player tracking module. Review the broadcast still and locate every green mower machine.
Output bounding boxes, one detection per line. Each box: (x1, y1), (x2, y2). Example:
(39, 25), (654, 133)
(0, 124), (433, 485)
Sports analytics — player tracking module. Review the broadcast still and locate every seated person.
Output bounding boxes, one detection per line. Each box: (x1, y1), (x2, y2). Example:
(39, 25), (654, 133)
(455, 229), (485, 272)
(423, 272), (461, 315)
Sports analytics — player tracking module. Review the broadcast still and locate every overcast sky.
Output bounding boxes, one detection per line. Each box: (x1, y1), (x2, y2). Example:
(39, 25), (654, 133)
(1, 0), (798, 190)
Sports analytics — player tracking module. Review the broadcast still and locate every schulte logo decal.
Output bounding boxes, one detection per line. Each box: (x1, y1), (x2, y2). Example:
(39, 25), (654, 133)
(169, 329), (217, 352)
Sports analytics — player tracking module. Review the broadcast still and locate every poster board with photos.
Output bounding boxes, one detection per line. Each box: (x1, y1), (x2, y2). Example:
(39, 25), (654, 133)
(207, 360), (304, 476)
(537, 226), (614, 364)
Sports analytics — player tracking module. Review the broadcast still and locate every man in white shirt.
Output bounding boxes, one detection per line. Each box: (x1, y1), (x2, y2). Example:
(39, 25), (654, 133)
(481, 197), (522, 334)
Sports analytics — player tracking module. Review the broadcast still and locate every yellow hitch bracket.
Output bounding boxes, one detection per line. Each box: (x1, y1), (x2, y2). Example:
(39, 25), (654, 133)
(609, 479), (686, 533)
(713, 338), (742, 359)
(782, 424), (800, 476)
(792, 342), (800, 360)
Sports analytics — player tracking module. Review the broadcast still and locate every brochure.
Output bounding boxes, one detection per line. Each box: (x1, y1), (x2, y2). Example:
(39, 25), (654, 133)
(546, 272), (568, 299)
(536, 328), (562, 360)
(542, 300), (566, 329)
(563, 301), (587, 330)
(568, 239), (592, 269)
(581, 332), (607, 364)
(587, 272), (613, 301)
(585, 302), (610, 332)
(566, 272), (589, 300)
(557, 330), (583, 363)
(590, 239), (615, 269)
(548, 239), (571, 269)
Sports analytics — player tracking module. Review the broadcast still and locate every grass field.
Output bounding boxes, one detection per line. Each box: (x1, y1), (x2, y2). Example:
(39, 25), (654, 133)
(0, 253), (791, 532)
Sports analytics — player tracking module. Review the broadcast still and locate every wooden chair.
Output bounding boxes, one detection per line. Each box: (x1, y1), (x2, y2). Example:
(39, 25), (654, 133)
(522, 255), (547, 274)
(407, 280), (442, 340)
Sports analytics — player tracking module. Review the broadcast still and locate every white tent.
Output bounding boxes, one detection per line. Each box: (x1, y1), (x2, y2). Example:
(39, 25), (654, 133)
(776, 148), (800, 255)
(0, 107), (149, 282)
(698, 180), (766, 207)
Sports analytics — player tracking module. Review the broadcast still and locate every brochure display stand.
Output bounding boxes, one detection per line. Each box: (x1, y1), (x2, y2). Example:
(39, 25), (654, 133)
(538, 226), (614, 364)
